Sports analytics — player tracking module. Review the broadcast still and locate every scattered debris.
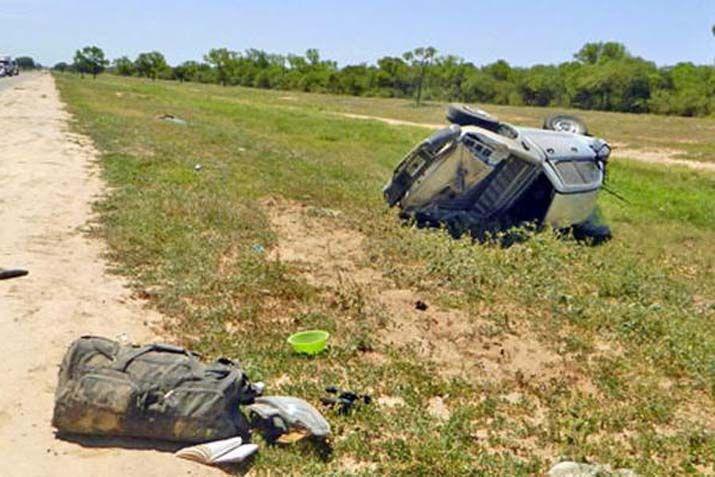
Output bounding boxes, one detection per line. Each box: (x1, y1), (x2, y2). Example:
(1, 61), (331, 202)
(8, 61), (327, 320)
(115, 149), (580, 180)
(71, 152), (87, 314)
(252, 244), (265, 254)
(414, 300), (429, 311)
(176, 437), (258, 466)
(287, 329), (330, 355)
(321, 386), (372, 414)
(156, 113), (187, 125)
(548, 461), (638, 477)
(248, 396), (331, 444)
(52, 337), (334, 465)
(53, 336), (260, 442)
(0, 268), (28, 280)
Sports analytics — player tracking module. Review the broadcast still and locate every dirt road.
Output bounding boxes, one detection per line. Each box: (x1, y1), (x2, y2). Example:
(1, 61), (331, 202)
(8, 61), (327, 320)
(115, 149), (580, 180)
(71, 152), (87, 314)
(0, 74), (29, 93)
(336, 112), (715, 173)
(0, 73), (222, 476)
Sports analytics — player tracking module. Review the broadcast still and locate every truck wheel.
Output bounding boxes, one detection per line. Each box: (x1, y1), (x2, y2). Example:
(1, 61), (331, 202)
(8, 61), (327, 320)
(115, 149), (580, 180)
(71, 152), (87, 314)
(446, 104), (500, 129)
(543, 114), (588, 135)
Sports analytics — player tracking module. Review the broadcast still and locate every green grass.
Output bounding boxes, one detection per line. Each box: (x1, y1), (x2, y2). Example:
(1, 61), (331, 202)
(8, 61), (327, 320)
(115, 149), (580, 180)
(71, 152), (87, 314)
(110, 78), (715, 164)
(56, 73), (715, 476)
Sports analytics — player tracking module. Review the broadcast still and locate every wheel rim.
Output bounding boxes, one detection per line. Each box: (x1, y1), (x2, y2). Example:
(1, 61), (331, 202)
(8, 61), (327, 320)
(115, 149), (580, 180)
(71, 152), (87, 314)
(553, 118), (580, 134)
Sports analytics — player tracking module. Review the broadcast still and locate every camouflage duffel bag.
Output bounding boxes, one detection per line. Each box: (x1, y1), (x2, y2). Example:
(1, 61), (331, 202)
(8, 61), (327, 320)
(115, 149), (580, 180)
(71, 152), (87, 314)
(52, 336), (258, 443)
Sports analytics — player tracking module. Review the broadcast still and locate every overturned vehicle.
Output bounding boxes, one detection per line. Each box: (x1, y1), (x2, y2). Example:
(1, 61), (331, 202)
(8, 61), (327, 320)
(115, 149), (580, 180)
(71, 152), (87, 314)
(384, 105), (612, 242)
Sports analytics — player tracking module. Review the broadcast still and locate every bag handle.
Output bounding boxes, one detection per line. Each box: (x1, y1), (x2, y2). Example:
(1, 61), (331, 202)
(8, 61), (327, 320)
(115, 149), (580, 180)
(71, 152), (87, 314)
(111, 343), (201, 373)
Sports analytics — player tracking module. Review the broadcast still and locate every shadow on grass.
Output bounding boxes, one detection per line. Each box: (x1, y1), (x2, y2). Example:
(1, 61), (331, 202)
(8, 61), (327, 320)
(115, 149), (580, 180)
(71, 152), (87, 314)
(409, 210), (612, 247)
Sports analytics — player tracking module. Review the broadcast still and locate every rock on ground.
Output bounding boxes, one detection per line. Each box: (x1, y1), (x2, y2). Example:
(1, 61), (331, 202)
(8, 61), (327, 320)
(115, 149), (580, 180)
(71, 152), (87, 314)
(548, 461), (638, 477)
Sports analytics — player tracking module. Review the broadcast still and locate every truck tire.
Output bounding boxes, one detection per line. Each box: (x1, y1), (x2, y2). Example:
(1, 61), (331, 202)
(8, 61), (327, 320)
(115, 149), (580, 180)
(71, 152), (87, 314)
(446, 104), (500, 130)
(543, 114), (588, 135)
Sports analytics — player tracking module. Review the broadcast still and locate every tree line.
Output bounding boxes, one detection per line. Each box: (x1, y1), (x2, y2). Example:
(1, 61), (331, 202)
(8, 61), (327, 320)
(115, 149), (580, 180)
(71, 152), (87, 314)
(15, 57), (39, 69)
(56, 42), (715, 117)
(0, 56), (40, 69)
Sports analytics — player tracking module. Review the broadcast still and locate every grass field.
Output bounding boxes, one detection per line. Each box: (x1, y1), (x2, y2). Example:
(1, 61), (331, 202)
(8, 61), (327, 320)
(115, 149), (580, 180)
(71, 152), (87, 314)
(55, 73), (715, 476)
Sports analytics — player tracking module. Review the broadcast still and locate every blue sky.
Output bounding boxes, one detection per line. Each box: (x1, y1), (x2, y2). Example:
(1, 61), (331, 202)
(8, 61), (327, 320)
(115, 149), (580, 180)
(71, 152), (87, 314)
(1, 0), (714, 67)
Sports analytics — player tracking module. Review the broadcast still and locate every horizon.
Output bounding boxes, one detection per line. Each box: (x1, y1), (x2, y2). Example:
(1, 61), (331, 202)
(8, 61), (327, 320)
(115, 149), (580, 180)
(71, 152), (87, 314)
(1, 0), (714, 68)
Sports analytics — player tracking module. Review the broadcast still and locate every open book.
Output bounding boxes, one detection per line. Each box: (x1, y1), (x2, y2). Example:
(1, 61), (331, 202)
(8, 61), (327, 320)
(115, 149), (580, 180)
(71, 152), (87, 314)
(175, 436), (258, 465)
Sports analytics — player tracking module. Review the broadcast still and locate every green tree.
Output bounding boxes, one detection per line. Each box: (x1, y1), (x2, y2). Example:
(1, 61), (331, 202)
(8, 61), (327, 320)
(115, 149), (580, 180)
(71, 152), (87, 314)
(461, 69), (497, 102)
(95, 41), (715, 118)
(483, 59), (513, 81)
(113, 56), (134, 76)
(15, 56), (36, 69)
(305, 48), (321, 65)
(403, 46), (437, 106)
(518, 65), (564, 106)
(53, 62), (69, 72)
(172, 62), (190, 83)
(575, 42), (628, 64)
(73, 46), (109, 79)
(134, 51), (168, 80)
(204, 48), (238, 86)
(376, 56), (411, 96)
(650, 62), (713, 116)
(567, 57), (656, 112)
(338, 64), (373, 96)
(433, 55), (471, 100)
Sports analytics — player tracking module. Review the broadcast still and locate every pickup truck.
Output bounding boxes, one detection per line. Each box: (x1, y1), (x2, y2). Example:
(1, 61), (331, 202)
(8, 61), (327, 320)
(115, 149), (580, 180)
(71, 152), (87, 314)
(384, 105), (612, 243)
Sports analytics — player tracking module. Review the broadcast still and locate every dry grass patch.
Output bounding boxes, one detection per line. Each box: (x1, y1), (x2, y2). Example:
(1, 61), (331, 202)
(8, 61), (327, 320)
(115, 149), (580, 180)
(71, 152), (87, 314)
(262, 196), (592, 390)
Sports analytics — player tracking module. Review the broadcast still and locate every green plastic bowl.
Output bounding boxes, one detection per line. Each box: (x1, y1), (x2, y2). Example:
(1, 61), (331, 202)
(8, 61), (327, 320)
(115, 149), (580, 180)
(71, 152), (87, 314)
(287, 330), (330, 355)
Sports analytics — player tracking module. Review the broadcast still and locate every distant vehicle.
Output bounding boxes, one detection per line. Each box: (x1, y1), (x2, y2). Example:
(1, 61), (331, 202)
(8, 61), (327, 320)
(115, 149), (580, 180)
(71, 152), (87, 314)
(384, 105), (612, 242)
(0, 56), (20, 77)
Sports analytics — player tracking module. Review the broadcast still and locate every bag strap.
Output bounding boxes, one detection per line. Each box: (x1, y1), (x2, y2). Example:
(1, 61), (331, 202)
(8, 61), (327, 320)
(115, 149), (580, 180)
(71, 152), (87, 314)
(85, 336), (117, 362)
(111, 343), (202, 375)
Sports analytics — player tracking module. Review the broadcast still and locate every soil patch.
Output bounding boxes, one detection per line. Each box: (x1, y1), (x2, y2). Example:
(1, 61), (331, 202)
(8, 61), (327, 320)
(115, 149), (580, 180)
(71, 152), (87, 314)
(262, 197), (566, 384)
(337, 112), (443, 129)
